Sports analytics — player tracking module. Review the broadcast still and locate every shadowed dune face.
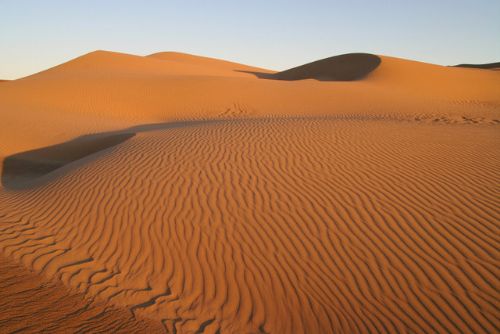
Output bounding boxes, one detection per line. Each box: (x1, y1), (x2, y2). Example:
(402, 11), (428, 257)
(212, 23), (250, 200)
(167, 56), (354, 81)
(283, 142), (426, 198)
(1, 120), (224, 189)
(240, 53), (381, 81)
(2, 133), (134, 189)
(454, 62), (500, 70)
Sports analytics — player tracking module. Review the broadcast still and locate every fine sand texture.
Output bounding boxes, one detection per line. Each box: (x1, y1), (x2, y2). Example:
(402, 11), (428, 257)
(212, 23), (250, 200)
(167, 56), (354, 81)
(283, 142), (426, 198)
(0, 51), (499, 333)
(0, 254), (164, 333)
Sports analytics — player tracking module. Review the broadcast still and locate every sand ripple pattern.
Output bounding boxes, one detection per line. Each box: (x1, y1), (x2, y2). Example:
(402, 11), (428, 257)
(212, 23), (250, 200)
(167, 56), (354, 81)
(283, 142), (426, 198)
(0, 118), (499, 333)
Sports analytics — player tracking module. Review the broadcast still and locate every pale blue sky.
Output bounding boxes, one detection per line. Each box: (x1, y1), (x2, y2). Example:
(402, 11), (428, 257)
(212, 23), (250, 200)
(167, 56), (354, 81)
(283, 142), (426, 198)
(1, 0), (499, 79)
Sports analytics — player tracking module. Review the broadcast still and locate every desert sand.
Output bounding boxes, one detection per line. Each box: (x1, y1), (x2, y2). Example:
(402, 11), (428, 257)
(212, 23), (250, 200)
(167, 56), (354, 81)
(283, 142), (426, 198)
(0, 51), (499, 333)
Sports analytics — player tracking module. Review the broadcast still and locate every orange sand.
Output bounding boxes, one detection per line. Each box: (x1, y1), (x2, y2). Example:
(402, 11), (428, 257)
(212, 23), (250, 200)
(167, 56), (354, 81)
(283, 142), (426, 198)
(0, 51), (499, 333)
(0, 254), (163, 333)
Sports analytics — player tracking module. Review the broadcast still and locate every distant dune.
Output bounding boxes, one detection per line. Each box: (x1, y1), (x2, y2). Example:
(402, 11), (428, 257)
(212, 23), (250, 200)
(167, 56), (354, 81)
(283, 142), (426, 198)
(454, 62), (500, 70)
(247, 53), (382, 81)
(0, 50), (499, 333)
(1, 50), (498, 156)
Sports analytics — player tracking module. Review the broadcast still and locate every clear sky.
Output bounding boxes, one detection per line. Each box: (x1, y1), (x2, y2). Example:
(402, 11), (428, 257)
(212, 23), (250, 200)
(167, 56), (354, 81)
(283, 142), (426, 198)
(1, 0), (499, 79)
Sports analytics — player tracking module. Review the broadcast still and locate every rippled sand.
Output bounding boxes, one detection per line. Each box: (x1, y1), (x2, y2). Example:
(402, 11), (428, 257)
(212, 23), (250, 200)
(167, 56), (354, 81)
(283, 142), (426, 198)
(0, 51), (499, 333)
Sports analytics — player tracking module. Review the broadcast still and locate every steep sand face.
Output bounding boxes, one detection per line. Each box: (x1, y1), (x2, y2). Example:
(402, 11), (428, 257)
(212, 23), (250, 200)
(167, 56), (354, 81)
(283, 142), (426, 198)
(263, 53), (381, 81)
(2, 132), (135, 189)
(0, 51), (499, 333)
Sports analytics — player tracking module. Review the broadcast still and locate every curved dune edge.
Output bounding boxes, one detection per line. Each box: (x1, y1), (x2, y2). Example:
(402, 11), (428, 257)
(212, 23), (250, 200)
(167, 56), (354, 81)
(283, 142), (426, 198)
(454, 62), (500, 70)
(239, 53), (382, 81)
(2, 133), (134, 189)
(146, 51), (274, 74)
(0, 254), (164, 333)
(1, 120), (225, 189)
(0, 118), (498, 333)
(3, 115), (498, 190)
(1, 50), (499, 158)
(274, 53), (382, 81)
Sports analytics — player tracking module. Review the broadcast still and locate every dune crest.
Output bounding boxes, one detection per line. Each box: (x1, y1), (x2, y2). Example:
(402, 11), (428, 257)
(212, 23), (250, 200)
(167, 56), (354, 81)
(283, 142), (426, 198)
(2, 132), (134, 189)
(244, 53), (381, 81)
(1, 50), (498, 158)
(148, 51), (273, 73)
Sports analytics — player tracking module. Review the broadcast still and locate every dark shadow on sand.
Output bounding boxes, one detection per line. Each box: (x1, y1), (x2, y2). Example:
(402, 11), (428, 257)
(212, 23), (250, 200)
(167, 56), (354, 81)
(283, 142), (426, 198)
(2, 133), (135, 189)
(453, 62), (500, 70)
(1, 120), (223, 189)
(237, 53), (381, 81)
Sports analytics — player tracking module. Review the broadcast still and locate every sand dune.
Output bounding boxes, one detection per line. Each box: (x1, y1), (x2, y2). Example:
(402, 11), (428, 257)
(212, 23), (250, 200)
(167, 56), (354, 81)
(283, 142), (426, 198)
(454, 62), (500, 70)
(242, 53), (382, 81)
(0, 50), (498, 157)
(0, 51), (499, 333)
(0, 50), (498, 159)
(2, 132), (134, 189)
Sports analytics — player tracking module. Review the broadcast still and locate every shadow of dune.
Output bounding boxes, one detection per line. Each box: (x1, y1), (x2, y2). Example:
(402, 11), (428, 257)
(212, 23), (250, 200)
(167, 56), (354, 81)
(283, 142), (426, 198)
(2, 133), (135, 189)
(1, 120), (223, 189)
(238, 53), (381, 81)
(453, 62), (500, 70)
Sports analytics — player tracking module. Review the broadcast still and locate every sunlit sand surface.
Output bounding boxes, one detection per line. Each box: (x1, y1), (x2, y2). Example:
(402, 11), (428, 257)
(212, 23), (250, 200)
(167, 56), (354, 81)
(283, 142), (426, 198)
(0, 51), (499, 333)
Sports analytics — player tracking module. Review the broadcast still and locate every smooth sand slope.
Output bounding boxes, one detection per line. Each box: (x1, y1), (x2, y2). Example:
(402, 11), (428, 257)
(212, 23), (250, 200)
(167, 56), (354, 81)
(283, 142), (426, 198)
(243, 53), (382, 81)
(0, 51), (499, 333)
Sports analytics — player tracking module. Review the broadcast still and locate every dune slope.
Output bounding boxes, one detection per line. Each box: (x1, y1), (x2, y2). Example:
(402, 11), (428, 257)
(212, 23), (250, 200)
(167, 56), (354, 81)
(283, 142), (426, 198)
(0, 254), (164, 333)
(270, 53), (381, 81)
(0, 50), (499, 156)
(2, 132), (134, 189)
(0, 51), (499, 333)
